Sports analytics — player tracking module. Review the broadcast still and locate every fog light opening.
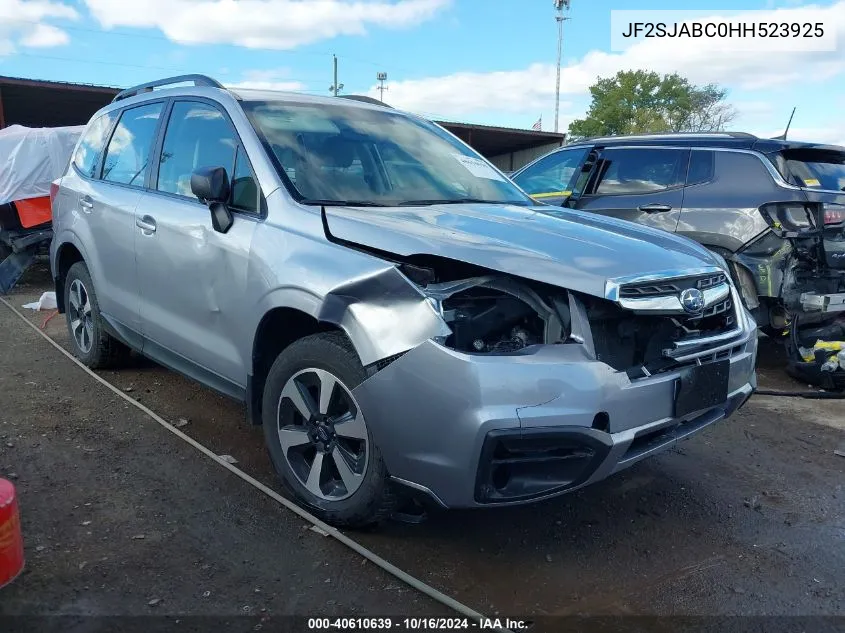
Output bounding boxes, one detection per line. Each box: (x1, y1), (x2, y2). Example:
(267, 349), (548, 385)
(592, 411), (610, 432)
(492, 464), (511, 491)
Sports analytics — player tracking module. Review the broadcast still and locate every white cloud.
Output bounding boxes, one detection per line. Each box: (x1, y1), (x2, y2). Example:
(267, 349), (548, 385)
(0, 0), (77, 54)
(733, 101), (777, 118)
(225, 70), (306, 92)
(377, 1), (845, 125)
(19, 22), (69, 47)
(84, 0), (450, 49)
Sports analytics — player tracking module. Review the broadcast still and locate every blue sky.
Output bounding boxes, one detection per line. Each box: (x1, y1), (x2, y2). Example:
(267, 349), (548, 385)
(1, 0), (843, 144)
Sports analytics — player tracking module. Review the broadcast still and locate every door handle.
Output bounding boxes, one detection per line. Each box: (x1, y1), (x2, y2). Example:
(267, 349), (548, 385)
(79, 196), (94, 211)
(638, 203), (672, 213)
(136, 216), (157, 234)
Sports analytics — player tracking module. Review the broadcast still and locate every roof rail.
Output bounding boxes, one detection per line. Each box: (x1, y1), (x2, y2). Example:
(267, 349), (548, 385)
(112, 74), (224, 103)
(337, 94), (393, 108)
(578, 131), (759, 143)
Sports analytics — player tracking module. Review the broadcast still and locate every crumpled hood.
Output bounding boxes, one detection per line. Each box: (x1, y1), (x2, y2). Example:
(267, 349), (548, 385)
(323, 203), (722, 299)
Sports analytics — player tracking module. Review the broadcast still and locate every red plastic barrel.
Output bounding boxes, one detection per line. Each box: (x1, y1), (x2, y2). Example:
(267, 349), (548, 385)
(0, 478), (24, 588)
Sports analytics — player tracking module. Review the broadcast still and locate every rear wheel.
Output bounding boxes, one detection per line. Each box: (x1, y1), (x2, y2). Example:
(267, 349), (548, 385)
(63, 262), (130, 369)
(262, 332), (395, 528)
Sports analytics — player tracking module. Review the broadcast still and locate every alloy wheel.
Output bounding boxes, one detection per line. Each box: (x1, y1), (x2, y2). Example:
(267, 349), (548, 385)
(68, 278), (94, 354)
(276, 368), (369, 501)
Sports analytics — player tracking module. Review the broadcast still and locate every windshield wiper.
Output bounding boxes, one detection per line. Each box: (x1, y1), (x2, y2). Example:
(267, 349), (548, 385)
(299, 198), (389, 207)
(397, 198), (530, 206)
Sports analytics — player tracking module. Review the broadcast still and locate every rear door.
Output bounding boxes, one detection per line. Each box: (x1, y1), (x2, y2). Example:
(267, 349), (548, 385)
(572, 146), (689, 233)
(70, 102), (165, 336)
(511, 146), (590, 206)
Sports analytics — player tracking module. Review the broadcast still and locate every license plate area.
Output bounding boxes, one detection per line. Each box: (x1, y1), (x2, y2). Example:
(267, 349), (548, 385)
(673, 359), (730, 419)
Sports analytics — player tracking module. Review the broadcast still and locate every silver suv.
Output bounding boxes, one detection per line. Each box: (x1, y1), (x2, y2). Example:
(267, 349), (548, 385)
(50, 75), (757, 527)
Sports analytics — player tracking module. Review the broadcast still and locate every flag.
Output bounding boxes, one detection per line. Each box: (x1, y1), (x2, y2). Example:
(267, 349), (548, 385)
(531, 116), (542, 131)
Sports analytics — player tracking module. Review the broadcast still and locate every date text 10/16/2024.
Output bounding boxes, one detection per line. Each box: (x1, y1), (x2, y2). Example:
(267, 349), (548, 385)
(307, 618), (530, 630)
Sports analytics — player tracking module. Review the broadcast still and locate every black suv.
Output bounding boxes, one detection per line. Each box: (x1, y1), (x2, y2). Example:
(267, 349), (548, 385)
(511, 132), (845, 337)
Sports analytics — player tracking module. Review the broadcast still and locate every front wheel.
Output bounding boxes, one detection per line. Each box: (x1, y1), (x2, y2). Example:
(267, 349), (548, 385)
(262, 332), (395, 528)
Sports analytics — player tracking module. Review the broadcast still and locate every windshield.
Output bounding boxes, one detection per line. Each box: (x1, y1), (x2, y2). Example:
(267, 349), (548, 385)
(243, 101), (534, 206)
(779, 148), (845, 192)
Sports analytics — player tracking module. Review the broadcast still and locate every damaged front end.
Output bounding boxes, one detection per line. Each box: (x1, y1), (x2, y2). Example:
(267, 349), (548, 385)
(344, 256), (755, 508)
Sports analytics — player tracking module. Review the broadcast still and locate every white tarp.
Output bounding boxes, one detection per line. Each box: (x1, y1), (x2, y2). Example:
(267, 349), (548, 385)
(0, 124), (84, 206)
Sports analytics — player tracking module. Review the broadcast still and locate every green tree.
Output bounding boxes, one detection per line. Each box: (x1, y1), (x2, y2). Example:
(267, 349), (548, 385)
(568, 70), (736, 139)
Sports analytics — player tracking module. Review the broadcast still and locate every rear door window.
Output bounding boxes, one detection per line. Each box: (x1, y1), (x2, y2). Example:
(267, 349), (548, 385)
(779, 149), (845, 191)
(73, 112), (116, 179)
(593, 148), (687, 195)
(102, 103), (163, 186)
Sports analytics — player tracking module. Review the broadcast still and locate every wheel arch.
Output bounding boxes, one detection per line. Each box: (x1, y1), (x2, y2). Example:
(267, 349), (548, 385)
(248, 304), (344, 425)
(247, 267), (452, 424)
(54, 240), (87, 314)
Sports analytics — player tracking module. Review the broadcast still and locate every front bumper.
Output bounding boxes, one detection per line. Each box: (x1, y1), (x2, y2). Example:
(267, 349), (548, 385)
(352, 328), (758, 509)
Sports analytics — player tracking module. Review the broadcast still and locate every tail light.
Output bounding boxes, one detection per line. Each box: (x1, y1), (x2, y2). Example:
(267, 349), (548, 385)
(49, 182), (59, 206)
(823, 203), (845, 226)
(758, 201), (822, 236)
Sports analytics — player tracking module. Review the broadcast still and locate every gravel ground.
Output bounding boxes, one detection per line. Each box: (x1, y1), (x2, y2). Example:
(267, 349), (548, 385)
(0, 269), (450, 628)
(2, 262), (844, 631)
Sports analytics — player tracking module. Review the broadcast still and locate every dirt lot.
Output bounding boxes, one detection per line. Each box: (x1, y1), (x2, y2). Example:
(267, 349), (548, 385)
(2, 261), (845, 630)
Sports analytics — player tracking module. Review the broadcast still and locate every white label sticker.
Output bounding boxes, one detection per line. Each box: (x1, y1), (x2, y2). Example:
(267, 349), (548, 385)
(452, 154), (505, 182)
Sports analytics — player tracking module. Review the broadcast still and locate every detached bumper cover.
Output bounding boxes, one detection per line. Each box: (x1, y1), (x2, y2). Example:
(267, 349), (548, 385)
(352, 329), (758, 509)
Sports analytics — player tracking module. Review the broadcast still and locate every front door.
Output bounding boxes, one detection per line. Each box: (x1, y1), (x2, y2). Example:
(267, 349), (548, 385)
(573, 146), (689, 233)
(135, 100), (262, 393)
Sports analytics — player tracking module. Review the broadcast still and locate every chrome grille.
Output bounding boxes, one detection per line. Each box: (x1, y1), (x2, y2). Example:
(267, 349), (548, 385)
(604, 268), (753, 369)
(619, 273), (727, 299)
(696, 273), (727, 290)
(619, 282), (681, 298)
(701, 297), (732, 318)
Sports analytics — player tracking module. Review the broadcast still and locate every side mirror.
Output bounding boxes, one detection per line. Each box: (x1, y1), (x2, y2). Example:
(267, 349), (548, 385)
(191, 166), (233, 234)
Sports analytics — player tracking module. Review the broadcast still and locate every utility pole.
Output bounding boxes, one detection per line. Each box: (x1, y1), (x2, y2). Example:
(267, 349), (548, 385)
(376, 72), (388, 102)
(553, 0), (571, 133)
(329, 54), (344, 96)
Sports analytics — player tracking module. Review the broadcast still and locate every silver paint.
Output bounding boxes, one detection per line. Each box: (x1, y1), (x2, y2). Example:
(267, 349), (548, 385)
(51, 85), (758, 510)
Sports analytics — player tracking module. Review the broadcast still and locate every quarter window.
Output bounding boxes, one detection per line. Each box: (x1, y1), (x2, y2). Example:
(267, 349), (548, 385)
(73, 112), (116, 179)
(594, 148), (687, 195)
(101, 103), (163, 186)
(157, 102), (237, 200)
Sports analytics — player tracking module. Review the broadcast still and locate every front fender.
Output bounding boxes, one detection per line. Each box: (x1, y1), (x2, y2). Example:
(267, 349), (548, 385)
(252, 267), (451, 368)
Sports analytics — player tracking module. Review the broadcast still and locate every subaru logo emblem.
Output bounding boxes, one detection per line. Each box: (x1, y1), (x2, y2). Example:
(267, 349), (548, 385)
(680, 288), (705, 314)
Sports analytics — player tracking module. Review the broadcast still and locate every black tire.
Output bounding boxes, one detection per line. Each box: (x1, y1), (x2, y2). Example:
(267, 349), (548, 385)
(64, 262), (130, 369)
(262, 331), (395, 528)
